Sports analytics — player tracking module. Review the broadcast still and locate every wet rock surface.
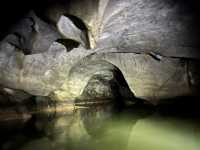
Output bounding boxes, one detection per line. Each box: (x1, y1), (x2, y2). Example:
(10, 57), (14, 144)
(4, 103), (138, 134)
(0, 0), (200, 105)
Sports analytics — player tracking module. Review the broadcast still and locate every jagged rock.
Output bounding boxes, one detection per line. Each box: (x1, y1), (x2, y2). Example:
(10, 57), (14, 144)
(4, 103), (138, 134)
(39, 0), (109, 48)
(0, 0), (200, 104)
(0, 40), (199, 103)
(5, 11), (61, 54)
(0, 42), (68, 96)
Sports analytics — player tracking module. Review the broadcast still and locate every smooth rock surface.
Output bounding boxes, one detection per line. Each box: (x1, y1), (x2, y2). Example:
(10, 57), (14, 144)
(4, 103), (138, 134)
(57, 15), (88, 48)
(0, 0), (200, 103)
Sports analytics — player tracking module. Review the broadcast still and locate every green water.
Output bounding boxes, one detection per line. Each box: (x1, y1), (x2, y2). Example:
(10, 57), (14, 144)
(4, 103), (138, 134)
(0, 102), (200, 150)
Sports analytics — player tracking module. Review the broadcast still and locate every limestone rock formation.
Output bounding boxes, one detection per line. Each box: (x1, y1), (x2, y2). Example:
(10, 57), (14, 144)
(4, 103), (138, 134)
(41, 0), (200, 58)
(0, 0), (200, 104)
(6, 11), (61, 55)
(57, 15), (89, 49)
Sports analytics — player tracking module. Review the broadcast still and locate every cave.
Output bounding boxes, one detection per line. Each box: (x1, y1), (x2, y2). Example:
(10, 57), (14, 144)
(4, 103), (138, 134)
(0, 0), (200, 150)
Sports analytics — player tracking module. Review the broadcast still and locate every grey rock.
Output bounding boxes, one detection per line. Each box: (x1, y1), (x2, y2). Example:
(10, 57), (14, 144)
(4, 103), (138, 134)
(86, 52), (194, 103)
(41, 0), (200, 59)
(6, 11), (61, 54)
(0, 36), (199, 104)
(57, 15), (88, 48)
(73, 60), (135, 105)
(0, 41), (92, 97)
(98, 0), (200, 59)
(40, 0), (109, 48)
(0, 0), (200, 104)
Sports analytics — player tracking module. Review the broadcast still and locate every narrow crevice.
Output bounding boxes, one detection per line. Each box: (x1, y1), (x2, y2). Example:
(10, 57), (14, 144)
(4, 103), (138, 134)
(64, 14), (87, 30)
(64, 14), (90, 49)
(56, 39), (80, 52)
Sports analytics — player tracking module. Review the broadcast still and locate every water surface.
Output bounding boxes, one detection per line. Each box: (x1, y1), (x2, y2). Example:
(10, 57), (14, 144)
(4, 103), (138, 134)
(0, 99), (200, 150)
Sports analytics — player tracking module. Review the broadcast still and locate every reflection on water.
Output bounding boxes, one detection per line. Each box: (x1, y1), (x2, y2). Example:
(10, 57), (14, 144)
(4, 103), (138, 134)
(0, 98), (200, 150)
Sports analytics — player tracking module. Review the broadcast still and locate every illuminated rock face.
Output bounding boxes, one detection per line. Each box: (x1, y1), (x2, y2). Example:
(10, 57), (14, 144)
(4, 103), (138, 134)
(41, 0), (200, 58)
(0, 0), (200, 104)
